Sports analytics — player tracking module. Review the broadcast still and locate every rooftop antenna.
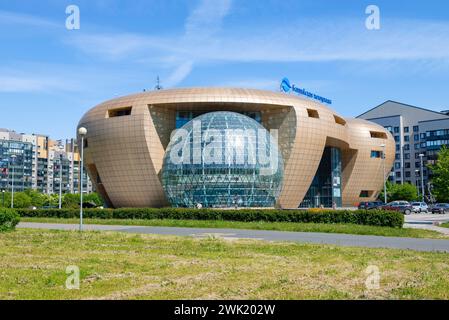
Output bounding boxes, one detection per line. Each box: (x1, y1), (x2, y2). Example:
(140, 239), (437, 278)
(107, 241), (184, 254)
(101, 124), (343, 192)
(154, 76), (163, 91)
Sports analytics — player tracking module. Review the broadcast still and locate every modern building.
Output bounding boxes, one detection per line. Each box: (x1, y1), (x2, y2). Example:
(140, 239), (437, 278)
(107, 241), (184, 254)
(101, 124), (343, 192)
(78, 88), (394, 209)
(0, 129), (92, 194)
(358, 101), (449, 197)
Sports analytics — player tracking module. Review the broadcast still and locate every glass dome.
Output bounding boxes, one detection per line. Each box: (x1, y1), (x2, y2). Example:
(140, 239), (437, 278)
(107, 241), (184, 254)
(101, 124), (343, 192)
(161, 111), (284, 208)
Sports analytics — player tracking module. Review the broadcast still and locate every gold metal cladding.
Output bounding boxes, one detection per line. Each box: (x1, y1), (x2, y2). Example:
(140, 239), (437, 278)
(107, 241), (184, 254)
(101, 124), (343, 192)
(77, 88), (395, 208)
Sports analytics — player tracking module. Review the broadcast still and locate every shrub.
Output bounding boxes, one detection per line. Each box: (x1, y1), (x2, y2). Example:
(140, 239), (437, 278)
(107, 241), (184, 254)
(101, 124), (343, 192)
(0, 208), (20, 232)
(15, 208), (404, 228)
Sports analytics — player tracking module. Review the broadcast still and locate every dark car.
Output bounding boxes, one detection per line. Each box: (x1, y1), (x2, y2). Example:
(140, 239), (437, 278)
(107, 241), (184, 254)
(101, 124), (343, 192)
(381, 201), (413, 215)
(358, 201), (384, 210)
(431, 203), (449, 214)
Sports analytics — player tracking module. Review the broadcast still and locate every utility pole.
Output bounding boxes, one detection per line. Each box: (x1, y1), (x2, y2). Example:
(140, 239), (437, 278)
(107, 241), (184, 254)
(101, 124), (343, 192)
(58, 154), (63, 209)
(419, 154), (425, 202)
(381, 144), (387, 204)
(10, 155), (16, 208)
(78, 127), (87, 232)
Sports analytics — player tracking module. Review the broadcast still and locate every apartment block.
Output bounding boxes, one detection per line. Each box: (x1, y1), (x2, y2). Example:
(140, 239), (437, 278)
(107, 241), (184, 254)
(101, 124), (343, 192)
(0, 128), (92, 194)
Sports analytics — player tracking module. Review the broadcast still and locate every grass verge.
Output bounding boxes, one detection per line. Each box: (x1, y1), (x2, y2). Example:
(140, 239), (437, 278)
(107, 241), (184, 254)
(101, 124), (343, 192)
(20, 217), (446, 239)
(1, 229), (449, 300)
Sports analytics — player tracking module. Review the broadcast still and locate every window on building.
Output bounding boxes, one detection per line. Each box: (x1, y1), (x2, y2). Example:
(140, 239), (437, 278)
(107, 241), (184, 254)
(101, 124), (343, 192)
(395, 154), (400, 160)
(394, 136), (400, 142)
(404, 127), (409, 133)
(370, 131), (387, 139)
(404, 136), (410, 142)
(371, 150), (383, 158)
(405, 162), (411, 169)
(108, 106), (132, 118)
(404, 144), (410, 151)
(414, 143), (420, 149)
(359, 191), (373, 198)
(396, 171), (402, 178)
(405, 171), (411, 178)
(394, 127), (400, 133)
(395, 162), (401, 169)
(420, 133), (426, 140)
(413, 126), (419, 132)
(307, 109), (319, 118)
(405, 153), (411, 160)
(414, 134), (419, 141)
(334, 115), (346, 126)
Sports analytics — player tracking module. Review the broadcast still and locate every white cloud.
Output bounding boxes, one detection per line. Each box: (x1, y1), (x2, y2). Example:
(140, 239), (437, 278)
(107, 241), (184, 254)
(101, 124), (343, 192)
(64, 0), (234, 86)
(185, 0), (232, 40)
(0, 10), (58, 28)
(0, 74), (80, 93)
(164, 61), (194, 87)
(66, 16), (449, 68)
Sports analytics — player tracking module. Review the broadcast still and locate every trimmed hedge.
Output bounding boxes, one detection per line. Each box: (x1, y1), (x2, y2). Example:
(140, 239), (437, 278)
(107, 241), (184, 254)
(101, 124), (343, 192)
(0, 209), (20, 232)
(16, 208), (404, 228)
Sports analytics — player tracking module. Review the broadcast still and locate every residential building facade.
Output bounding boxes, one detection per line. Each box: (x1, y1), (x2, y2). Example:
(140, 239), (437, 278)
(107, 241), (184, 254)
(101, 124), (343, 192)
(358, 101), (449, 197)
(0, 129), (92, 194)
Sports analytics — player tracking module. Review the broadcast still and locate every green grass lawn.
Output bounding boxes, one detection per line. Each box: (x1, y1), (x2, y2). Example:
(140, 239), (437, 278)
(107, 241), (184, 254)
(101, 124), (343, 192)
(441, 222), (449, 228)
(20, 217), (447, 239)
(1, 228), (449, 300)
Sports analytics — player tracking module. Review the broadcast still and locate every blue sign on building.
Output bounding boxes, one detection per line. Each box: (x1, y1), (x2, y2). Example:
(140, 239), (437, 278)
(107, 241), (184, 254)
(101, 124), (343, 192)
(280, 77), (332, 105)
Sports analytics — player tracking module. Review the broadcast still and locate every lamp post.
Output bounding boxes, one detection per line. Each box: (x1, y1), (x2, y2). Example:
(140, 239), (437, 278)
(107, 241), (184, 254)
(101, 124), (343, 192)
(58, 154), (63, 209)
(10, 155), (17, 209)
(380, 144), (387, 204)
(2, 190), (5, 207)
(78, 127), (87, 232)
(419, 153), (425, 202)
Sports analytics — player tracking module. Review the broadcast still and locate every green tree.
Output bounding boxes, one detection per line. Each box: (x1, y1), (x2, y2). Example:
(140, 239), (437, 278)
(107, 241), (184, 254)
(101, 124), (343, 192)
(379, 181), (418, 202)
(2, 192), (32, 208)
(429, 145), (449, 202)
(85, 193), (104, 206)
(63, 193), (81, 208)
(23, 189), (48, 208)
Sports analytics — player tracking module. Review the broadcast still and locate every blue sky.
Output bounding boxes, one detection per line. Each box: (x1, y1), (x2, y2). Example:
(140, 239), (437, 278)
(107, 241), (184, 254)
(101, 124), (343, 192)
(1, 0), (449, 139)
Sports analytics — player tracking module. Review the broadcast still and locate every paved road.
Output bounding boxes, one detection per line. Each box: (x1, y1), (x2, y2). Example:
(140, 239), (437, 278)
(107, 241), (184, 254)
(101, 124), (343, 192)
(18, 222), (449, 253)
(405, 213), (449, 224)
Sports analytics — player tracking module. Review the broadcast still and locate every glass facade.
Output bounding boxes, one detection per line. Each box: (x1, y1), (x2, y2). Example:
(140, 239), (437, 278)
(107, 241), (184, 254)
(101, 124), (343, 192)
(162, 111), (284, 208)
(0, 140), (33, 191)
(176, 110), (261, 129)
(300, 147), (342, 208)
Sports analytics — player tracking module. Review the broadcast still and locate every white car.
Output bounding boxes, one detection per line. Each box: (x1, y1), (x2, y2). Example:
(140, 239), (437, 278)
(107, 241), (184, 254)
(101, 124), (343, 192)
(410, 202), (429, 213)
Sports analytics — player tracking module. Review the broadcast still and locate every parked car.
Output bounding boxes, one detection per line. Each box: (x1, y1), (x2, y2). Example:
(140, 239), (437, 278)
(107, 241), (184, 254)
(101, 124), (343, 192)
(40, 205), (58, 209)
(358, 201), (384, 210)
(410, 202), (429, 213)
(381, 201), (413, 215)
(431, 203), (449, 214)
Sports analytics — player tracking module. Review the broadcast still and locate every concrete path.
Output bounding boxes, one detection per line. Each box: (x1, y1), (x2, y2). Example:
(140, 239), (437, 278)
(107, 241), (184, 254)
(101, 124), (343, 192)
(18, 222), (449, 253)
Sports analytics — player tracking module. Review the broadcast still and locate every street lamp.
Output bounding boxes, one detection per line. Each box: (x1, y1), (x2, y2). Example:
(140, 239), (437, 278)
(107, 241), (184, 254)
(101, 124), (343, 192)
(419, 153), (425, 202)
(380, 144), (387, 204)
(78, 127), (87, 232)
(2, 190), (5, 207)
(58, 154), (63, 209)
(415, 169), (420, 198)
(10, 155), (17, 209)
